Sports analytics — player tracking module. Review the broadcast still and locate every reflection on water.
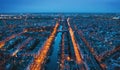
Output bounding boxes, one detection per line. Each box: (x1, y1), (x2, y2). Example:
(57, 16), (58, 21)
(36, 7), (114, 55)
(46, 25), (62, 70)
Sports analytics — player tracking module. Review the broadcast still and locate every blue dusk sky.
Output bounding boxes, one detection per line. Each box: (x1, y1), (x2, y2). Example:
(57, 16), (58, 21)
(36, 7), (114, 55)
(0, 0), (120, 13)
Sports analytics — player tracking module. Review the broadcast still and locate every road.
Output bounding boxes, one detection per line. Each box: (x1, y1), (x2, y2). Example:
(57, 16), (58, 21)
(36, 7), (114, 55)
(30, 23), (59, 70)
(0, 29), (27, 48)
(11, 37), (33, 56)
(67, 18), (87, 70)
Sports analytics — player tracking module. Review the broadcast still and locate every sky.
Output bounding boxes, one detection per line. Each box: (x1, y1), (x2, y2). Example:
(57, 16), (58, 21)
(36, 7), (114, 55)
(0, 0), (120, 13)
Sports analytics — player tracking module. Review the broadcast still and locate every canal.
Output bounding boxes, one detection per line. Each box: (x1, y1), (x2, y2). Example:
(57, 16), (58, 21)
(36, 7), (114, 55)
(45, 25), (62, 70)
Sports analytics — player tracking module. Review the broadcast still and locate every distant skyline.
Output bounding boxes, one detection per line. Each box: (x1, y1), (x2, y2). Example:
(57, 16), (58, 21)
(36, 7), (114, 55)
(0, 0), (120, 13)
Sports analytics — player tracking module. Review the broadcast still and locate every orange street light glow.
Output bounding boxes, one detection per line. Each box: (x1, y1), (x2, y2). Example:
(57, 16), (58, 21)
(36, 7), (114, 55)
(0, 32), (24, 49)
(69, 28), (83, 64)
(30, 23), (59, 70)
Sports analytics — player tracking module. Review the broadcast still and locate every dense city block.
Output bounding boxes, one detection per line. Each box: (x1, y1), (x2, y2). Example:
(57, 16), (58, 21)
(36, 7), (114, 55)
(0, 13), (120, 70)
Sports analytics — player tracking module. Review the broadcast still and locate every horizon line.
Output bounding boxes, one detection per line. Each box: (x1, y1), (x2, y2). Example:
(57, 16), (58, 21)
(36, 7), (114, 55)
(0, 12), (120, 14)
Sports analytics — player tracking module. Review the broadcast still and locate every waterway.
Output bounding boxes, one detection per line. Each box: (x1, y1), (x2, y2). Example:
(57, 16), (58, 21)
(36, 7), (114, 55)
(46, 25), (62, 70)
